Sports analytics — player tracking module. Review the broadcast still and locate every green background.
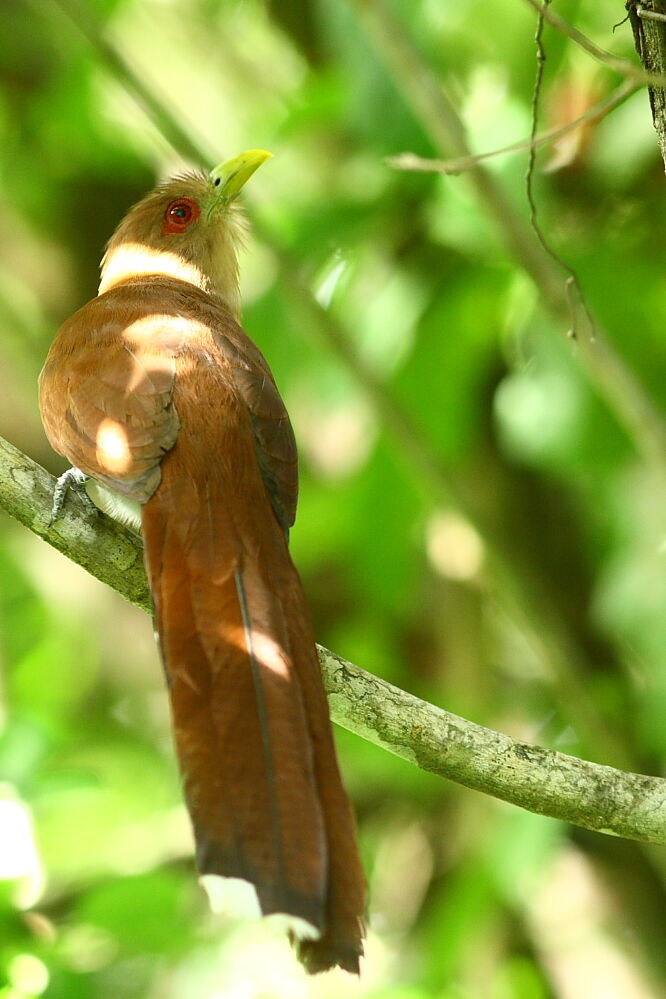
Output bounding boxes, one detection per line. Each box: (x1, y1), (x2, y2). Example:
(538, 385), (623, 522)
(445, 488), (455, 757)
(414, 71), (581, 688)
(1, 0), (665, 996)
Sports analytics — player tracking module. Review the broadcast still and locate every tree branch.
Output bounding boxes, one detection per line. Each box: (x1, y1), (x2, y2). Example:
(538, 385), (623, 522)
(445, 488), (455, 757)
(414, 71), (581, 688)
(523, 0), (666, 86)
(352, 0), (666, 475)
(0, 435), (149, 611)
(387, 79), (638, 176)
(2, 434), (665, 846)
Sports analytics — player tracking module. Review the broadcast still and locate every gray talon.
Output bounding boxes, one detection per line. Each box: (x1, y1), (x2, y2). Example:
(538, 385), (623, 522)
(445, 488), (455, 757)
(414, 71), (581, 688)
(49, 467), (98, 525)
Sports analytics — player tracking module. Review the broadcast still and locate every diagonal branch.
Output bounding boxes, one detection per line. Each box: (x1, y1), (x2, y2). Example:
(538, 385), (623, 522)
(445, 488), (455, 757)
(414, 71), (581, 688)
(522, 0), (666, 85)
(387, 79), (638, 176)
(0, 435), (150, 611)
(351, 0), (666, 474)
(1, 433), (665, 846)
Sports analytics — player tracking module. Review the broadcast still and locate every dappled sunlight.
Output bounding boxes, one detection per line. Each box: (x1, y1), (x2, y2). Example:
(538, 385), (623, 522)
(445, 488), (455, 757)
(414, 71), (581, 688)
(204, 617), (292, 680)
(247, 629), (291, 679)
(292, 392), (377, 480)
(100, 241), (206, 294)
(0, 793), (43, 908)
(201, 874), (321, 942)
(95, 417), (132, 473)
(370, 819), (434, 937)
(425, 510), (484, 581)
(200, 874), (262, 921)
(5, 954), (49, 998)
(527, 846), (660, 999)
(167, 917), (391, 999)
(2, 0), (666, 993)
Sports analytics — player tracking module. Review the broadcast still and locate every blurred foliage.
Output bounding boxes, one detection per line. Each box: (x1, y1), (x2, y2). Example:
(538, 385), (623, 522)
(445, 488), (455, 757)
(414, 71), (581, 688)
(1, 0), (666, 996)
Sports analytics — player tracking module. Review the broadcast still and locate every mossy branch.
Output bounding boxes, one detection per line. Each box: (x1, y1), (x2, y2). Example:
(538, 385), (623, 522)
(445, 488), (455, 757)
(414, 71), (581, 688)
(1, 434), (665, 847)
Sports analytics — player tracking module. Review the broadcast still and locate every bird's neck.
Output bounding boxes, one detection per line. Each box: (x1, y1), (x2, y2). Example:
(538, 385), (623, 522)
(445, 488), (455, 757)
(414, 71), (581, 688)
(99, 233), (242, 318)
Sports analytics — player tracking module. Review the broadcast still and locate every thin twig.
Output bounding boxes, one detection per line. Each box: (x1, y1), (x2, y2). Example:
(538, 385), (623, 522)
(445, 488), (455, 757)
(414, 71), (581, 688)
(351, 0), (666, 468)
(522, 0), (666, 86)
(525, 0), (594, 341)
(387, 79), (638, 175)
(526, 1), (549, 231)
(2, 434), (665, 846)
(637, 7), (666, 24)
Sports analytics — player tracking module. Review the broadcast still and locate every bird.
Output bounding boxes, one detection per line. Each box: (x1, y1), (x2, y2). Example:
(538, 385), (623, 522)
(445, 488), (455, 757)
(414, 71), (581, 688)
(39, 150), (366, 974)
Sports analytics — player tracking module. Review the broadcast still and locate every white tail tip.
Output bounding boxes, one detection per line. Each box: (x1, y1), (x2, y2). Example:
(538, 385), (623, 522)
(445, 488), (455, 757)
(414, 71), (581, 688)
(200, 874), (321, 941)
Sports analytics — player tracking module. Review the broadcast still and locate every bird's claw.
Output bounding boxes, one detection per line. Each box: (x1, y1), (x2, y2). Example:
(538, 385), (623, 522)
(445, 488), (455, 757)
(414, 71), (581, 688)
(49, 467), (98, 525)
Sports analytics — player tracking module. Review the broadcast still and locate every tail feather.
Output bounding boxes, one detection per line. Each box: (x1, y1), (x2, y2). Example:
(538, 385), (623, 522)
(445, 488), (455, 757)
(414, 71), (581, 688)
(141, 446), (365, 971)
(280, 577), (366, 973)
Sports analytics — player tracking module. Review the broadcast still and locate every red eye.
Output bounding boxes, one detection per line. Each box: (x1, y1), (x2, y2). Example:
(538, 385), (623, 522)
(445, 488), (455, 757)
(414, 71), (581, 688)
(163, 197), (200, 234)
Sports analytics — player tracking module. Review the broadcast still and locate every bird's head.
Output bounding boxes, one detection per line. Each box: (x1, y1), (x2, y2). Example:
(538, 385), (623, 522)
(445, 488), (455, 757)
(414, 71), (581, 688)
(99, 149), (272, 318)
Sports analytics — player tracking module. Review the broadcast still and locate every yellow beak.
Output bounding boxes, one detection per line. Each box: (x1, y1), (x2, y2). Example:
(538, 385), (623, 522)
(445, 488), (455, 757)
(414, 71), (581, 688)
(208, 149), (272, 212)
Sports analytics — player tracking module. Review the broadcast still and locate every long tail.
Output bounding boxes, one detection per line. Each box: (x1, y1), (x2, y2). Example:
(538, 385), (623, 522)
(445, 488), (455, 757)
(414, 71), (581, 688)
(141, 448), (365, 973)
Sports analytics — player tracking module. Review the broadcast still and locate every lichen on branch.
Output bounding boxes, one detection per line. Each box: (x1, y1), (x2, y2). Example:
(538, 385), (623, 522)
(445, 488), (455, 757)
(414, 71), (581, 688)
(1, 434), (665, 847)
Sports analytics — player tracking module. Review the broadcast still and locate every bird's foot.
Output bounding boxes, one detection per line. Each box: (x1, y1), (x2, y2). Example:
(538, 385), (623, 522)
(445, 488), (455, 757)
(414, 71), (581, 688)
(49, 467), (98, 525)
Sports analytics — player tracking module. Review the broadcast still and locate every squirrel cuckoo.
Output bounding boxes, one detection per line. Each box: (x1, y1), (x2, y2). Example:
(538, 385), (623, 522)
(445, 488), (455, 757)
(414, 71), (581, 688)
(39, 151), (365, 973)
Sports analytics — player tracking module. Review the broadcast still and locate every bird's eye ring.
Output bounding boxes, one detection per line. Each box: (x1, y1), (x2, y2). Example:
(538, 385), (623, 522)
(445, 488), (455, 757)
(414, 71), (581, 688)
(163, 197), (200, 234)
